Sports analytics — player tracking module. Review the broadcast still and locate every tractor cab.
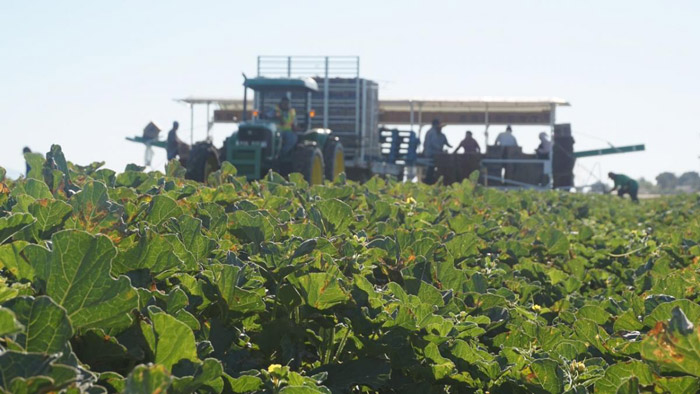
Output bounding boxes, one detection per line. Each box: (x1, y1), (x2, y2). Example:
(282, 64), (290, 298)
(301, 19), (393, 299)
(223, 77), (345, 183)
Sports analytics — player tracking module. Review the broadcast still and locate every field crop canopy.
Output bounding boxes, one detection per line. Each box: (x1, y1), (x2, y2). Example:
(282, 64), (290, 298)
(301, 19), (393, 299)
(0, 144), (699, 393)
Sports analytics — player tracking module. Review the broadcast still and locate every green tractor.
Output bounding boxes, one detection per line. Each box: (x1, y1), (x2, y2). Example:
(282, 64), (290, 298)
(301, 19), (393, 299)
(173, 77), (345, 184)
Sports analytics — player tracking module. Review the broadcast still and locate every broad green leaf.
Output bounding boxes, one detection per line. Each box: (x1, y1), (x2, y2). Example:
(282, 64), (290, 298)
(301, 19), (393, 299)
(316, 199), (353, 234)
(5, 296), (72, 354)
(594, 361), (654, 394)
(0, 307), (22, 336)
(145, 195), (183, 226)
(0, 241), (34, 281)
(68, 180), (123, 233)
(171, 358), (223, 393)
(229, 210), (274, 244)
(143, 311), (198, 371)
(291, 272), (349, 310)
(112, 230), (184, 280)
(653, 376), (700, 394)
(641, 307), (700, 377)
(539, 228), (569, 256)
(223, 374), (263, 393)
(217, 265), (266, 314)
(0, 213), (35, 244)
(524, 358), (564, 394)
(26, 199), (72, 239)
(173, 215), (216, 262)
(445, 233), (479, 259)
(124, 363), (172, 393)
(643, 299), (700, 328)
(25, 230), (138, 331)
(424, 342), (455, 380)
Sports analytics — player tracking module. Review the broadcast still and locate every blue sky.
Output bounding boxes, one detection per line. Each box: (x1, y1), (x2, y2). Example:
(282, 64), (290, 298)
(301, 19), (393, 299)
(2, 1), (698, 184)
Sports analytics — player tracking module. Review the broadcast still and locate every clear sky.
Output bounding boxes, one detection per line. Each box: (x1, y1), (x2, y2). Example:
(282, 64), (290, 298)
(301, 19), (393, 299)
(2, 1), (698, 184)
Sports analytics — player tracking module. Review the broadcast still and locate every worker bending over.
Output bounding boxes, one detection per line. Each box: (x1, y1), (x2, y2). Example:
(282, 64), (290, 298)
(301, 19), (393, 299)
(454, 130), (481, 153)
(275, 97), (297, 154)
(495, 125), (518, 147)
(608, 172), (639, 202)
(423, 119), (452, 183)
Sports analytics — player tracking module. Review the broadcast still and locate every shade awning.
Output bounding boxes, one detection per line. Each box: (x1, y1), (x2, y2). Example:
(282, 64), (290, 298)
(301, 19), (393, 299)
(379, 97), (570, 126)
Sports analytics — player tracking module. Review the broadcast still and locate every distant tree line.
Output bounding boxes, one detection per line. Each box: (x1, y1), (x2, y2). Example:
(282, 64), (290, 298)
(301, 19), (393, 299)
(639, 171), (700, 194)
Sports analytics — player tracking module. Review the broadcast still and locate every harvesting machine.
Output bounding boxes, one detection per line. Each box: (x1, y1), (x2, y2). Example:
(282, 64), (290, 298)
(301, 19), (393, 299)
(128, 56), (645, 189)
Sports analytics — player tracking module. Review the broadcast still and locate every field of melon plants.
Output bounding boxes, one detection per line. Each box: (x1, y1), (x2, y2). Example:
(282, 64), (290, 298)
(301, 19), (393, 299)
(0, 145), (699, 393)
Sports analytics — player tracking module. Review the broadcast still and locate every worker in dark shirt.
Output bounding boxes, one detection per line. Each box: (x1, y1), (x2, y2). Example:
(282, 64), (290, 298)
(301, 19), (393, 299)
(608, 172), (639, 202)
(453, 130), (481, 154)
(22, 147), (31, 176)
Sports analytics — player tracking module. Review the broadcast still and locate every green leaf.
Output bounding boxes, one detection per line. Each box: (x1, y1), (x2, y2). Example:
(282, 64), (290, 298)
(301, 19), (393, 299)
(145, 195), (183, 226)
(643, 299), (700, 328)
(112, 230), (185, 281)
(525, 359), (564, 394)
(5, 296), (73, 353)
(539, 228), (569, 256)
(0, 307), (23, 336)
(594, 361), (654, 394)
(223, 374), (263, 393)
(171, 358), (223, 393)
(124, 363), (173, 393)
(653, 376), (700, 394)
(217, 265), (266, 314)
(614, 309), (643, 332)
(641, 307), (700, 377)
(229, 210), (274, 244)
(290, 272), (349, 310)
(68, 180), (123, 233)
(445, 233), (479, 259)
(0, 213), (35, 244)
(174, 215), (216, 262)
(25, 230), (138, 331)
(0, 351), (59, 388)
(143, 310), (199, 371)
(0, 241), (35, 281)
(27, 199), (72, 239)
(316, 199), (353, 234)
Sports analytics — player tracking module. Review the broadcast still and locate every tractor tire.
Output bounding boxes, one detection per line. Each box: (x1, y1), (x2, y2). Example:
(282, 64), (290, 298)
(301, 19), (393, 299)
(323, 138), (345, 181)
(186, 142), (220, 182)
(293, 146), (325, 185)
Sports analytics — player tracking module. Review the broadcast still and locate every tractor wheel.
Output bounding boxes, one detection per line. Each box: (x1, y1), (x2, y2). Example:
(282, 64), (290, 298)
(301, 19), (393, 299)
(186, 142), (220, 182)
(323, 138), (345, 181)
(293, 146), (325, 185)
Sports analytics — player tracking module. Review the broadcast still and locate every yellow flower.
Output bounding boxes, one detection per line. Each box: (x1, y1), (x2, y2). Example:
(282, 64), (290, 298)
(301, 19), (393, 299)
(531, 304), (542, 312)
(406, 197), (416, 204)
(267, 364), (282, 374)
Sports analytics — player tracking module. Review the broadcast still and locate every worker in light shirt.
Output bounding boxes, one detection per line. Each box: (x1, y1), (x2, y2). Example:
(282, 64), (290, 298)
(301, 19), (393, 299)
(495, 125), (518, 147)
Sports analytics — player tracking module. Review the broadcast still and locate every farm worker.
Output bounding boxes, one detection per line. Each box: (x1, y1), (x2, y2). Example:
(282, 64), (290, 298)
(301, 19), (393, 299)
(495, 125), (518, 147)
(535, 132), (552, 159)
(22, 147), (31, 176)
(423, 119), (452, 158)
(423, 119), (452, 183)
(453, 130), (481, 154)
(608, 172), (639, 202)
(276, 97), (298, 154)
